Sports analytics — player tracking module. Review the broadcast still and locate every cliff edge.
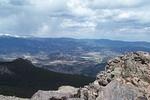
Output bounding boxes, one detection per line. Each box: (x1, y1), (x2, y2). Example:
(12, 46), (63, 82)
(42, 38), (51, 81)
(1, 51), (150, 100)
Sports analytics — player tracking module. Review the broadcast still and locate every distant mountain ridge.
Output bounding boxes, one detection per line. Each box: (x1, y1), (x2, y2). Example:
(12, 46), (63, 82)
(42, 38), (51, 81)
(0, 36), (150, 54)
(0, 36), (150, 77)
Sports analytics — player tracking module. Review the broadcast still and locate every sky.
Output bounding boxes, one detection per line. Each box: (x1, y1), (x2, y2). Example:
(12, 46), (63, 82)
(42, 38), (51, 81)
(0, 0), (150, 41)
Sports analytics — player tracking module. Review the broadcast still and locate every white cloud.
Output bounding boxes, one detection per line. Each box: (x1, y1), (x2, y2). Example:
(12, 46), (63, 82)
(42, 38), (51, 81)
(67, 0), (95, 16)
(117, 12), (132, 19)
(29, 0), (68, 12)
(61, 19), (96, 28)
(89, 0), (146, 9)
(35, 23), (50, 36)
(0, 0), (10, 5)
(0, 0), (150, 41)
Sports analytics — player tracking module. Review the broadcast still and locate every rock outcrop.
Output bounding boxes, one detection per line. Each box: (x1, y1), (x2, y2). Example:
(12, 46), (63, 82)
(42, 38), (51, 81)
(31, 86), (79, 100)
(77, 51), (150, 100)
(1, 51), (150, 100)
(0, 95), (29, 100)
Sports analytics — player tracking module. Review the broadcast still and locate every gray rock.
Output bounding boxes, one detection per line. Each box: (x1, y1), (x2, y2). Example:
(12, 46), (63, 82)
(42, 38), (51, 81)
(78, 51), (150, 100)
(1, 51), (150, 100)
(0, 95), (29, 100)
(31, 86), (79, 100)
(96, 80), (143, 100)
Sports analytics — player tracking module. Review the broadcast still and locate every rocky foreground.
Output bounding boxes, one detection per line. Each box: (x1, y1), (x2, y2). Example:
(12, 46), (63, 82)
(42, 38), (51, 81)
(0, 51), (150, 100)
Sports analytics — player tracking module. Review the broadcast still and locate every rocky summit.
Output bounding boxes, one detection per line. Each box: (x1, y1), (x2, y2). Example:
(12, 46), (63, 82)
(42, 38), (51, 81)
(0, 51), (150, 100)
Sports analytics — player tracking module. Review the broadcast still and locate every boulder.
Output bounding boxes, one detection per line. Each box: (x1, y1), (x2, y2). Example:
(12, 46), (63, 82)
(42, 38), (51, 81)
(31, 86), (79, 100)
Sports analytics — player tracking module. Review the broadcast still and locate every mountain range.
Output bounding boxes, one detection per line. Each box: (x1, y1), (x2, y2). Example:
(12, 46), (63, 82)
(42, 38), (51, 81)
(0, 35), (150, 76)
(0, 35), (150, 54)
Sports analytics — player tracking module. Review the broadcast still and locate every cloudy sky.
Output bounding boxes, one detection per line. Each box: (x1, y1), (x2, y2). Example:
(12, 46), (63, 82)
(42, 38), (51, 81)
(0, 0), (150, 41)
